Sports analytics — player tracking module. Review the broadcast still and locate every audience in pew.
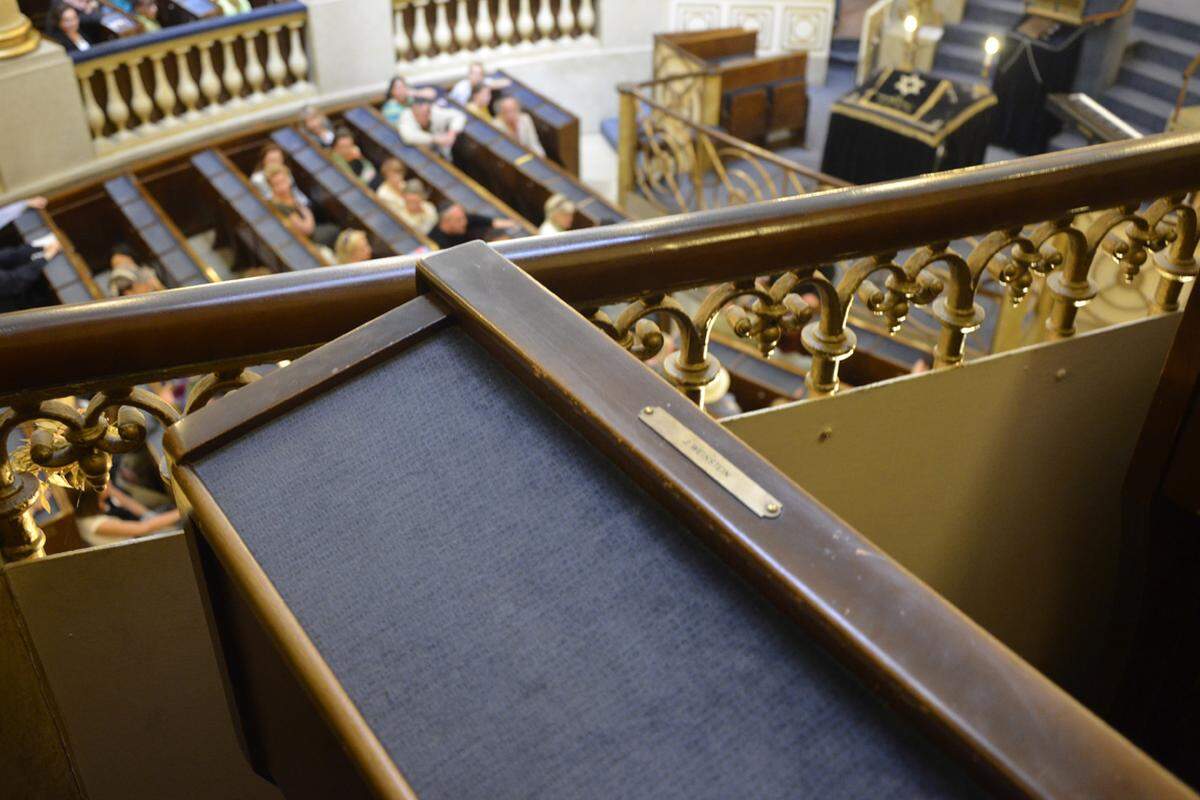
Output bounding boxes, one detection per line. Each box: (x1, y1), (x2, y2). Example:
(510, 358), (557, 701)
(538, 194), (575, 235)
(376, 159), (409, 213)
(334, 229), (373, 264)
(388, 179), (438, 236)
(250, 142), (311, 207)
(47, 4), (93, 52)
(132, 0), (160, 32)
(74, 481), (181, 547)
(302, 106), (336, 147)
(105, 246), (165, 297)
(449, 61), (511, 106)
(429, 203), (518, 249)
(0, 231), (60, 314)
(264, 164), (338, 248)
(493, 96), (546, 157)
(466, 85), (494, 122)
(49, 0), (103, 44)
(398, 99), (467, 161)
(381, 76), (439, 127)
(331, 128), (380, 188)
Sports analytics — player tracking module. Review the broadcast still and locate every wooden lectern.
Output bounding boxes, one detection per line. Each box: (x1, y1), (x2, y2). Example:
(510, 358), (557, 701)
(167, 242), (1190, 799)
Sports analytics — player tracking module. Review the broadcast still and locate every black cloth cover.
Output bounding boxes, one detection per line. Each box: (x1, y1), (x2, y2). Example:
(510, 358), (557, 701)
(990, 16), (1086, 155)
(821, 69), (998, 185)
(195, 325), (982, 800)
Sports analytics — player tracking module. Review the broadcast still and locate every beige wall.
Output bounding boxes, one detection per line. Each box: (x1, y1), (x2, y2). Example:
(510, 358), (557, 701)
(725, 312), (1181, 702)
(2, 532), (280, 800)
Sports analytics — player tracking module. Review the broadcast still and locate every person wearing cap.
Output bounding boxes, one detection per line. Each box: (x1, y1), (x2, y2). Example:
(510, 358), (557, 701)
(539, 193), (575, 235)
(106, 247), (165, 297)
(493, 96), (545, 157)
(384, 179), (438, 236)
(398, 99), (467, 160)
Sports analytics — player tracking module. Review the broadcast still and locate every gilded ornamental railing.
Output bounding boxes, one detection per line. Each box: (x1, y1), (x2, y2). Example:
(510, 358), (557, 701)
(616, 76), (849, 214)
(391, 0), (597, 68)
(1, 133), (1198, 562)
(73, 3), (312, 153)
(1170, 51), (1200, 131)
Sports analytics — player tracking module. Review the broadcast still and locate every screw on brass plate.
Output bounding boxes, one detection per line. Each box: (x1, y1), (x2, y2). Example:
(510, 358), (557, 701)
(1055, 368), (1068, 382)
(817, 426), (833, 443)
(643, 406), (655, 415)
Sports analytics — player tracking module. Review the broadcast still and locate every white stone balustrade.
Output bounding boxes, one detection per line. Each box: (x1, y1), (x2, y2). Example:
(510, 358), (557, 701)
(73, 7), (313, 154)
(392, 0), (597, 70)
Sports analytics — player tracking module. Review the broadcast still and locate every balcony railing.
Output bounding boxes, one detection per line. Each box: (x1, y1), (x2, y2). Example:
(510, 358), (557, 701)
(72, 2), (312, 153)
(392, 0), (597, 68)
(1, 133), (1198, 560)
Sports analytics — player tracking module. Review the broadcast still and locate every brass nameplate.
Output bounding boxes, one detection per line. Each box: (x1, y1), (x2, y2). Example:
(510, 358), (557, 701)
(639, 406), (782, 519)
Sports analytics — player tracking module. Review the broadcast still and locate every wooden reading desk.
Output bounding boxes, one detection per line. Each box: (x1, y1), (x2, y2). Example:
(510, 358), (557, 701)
(166, 240), (1194, 800)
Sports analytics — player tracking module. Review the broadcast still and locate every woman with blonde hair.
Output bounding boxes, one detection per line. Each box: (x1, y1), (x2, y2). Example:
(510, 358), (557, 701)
(334, 229), (372, 264)
(375, 158), (408, 214)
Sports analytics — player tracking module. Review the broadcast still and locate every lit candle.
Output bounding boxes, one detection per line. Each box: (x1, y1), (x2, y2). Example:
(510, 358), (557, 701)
(904, 14), (918, 44)
(981, 35), (1001, 81)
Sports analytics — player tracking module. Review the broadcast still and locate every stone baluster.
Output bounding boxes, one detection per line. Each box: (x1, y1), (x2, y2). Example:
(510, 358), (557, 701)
(475, 0), (494, 49)
(454, 0), (473, 50)
(557, 0), (575, 39)
(197, 41), (222, 112)
(516, 0), (534, 46)
(394, 2), (412, 64)
(101, 64), (131, 138)
(432, 0), (453, 57)
(220, 36), (244, 106)
(287, 20), (309, 90)
(577, 0), (595, 39)
(127, 57), (156, 131)
(241, 30), (265, 102)
(78, 71), (106, 140)
(412, 0), (433, 60)
(495, 0), (515, 49)
(535, 0), (555, 42)
(264, 25), (288, 94)
(149, 53), (178, 125)
(174, 45), (201, 119)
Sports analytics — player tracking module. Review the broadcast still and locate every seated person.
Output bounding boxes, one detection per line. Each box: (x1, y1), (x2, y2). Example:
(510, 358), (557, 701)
(381, 76), (438, 127)
(493, 95), (545, 157)
(46, 4), (93, 53)
(375, 157), (407, 211)
(250, 143), (311, 207)
(74, 482), (181, 548)
(391, 179), (437, 236)
(429, 203), (518, 249)
(106, 247), (165, 296)
(215, 0), (250, 15)
(132, 0), (160, 31)
(301, 105), (336, 147)
(398, 99), (466, 160)
(448, 61), (511, 105)
(0, 234), (60, 314)
(466, 84), (493, 122)
(539, 193), (575, 235)
(331, 128), (380, 188)
(334, 228), (373, 264)
(264, 164), (338, 247)
(51, 0), (104, 43)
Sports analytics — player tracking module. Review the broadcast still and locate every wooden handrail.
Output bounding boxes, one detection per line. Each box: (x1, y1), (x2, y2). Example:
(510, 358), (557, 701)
(620, 82), (851, 188)
(1171, 51), (1200, 129)
(3, 131), (1200, 403)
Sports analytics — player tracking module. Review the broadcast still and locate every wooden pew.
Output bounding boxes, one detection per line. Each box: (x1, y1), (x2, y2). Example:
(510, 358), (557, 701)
(341, 106), (536, 234)
(104, 174), (220, 288)
(270, 126), (435, 255)
(451, 103), (628, 229)
(96, 0), (144, 38)
(12, 208), (103, 305)
(191, 149), (328, 273)
(655, 29), (808, 144)
(491, 71), (580, 176)
(160, 0), (222, 25)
